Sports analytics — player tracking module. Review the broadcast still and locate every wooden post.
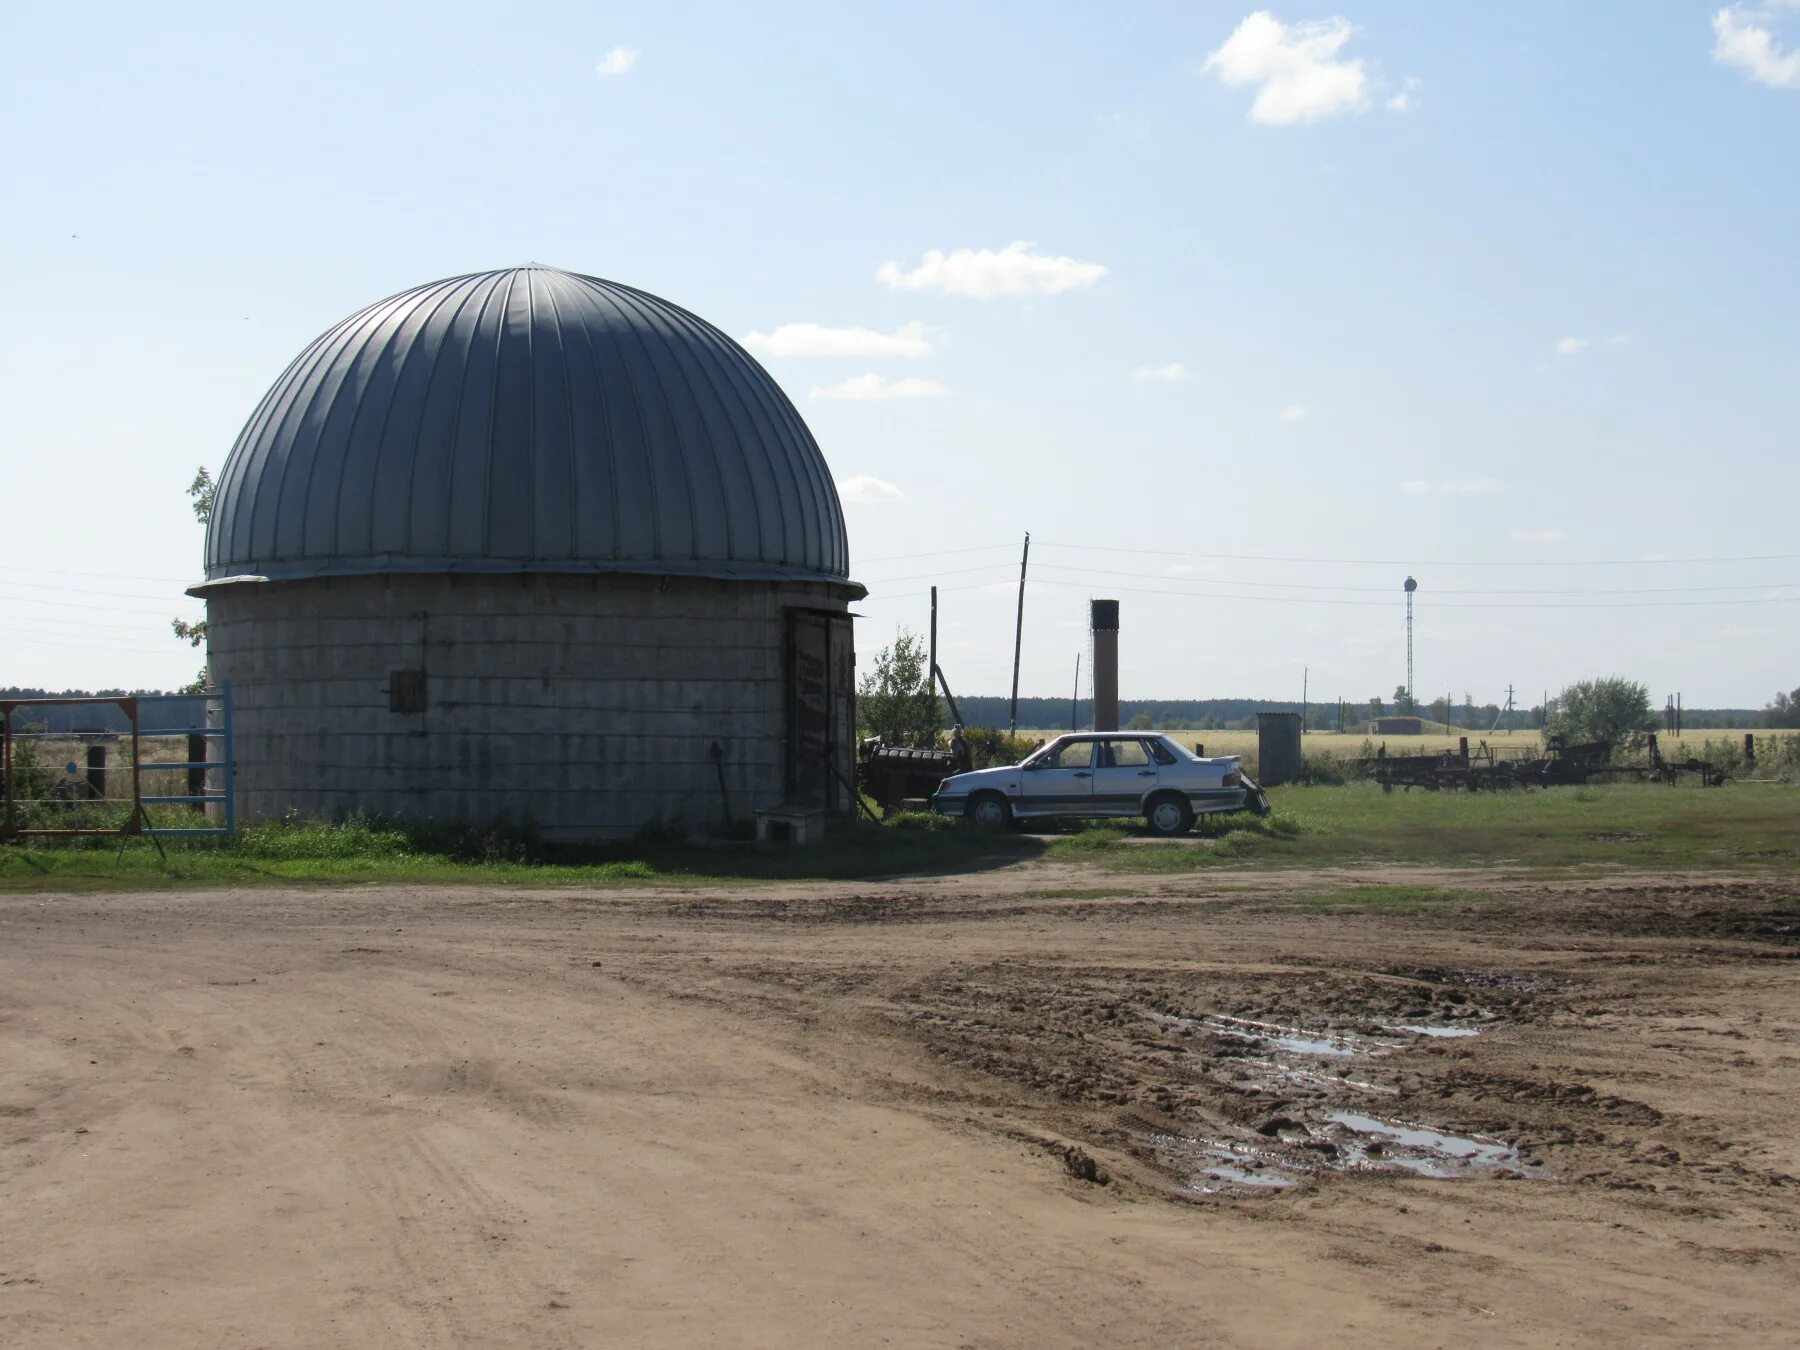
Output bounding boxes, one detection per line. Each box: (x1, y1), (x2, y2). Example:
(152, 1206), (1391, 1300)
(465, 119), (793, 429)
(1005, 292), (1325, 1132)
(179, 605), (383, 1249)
(188, 733), (207, 809)
(86, 746), (107, 800)
(1008, 533), (1029, 734)
(1745, 733), (1756, 767)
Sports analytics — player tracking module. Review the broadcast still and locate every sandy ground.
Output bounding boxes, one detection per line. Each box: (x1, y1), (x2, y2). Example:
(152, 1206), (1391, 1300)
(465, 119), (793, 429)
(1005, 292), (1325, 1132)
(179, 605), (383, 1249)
(3, 864), (1798, 1347)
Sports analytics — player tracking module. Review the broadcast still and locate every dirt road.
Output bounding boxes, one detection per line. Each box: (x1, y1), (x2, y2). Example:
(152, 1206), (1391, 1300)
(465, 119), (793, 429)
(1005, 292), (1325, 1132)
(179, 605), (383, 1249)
(3, 866), (1798, 1346)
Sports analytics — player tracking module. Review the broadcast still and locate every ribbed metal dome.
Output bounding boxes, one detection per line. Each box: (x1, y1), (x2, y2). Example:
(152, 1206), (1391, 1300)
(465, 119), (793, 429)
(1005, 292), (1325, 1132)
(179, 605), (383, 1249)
(205, 267), (851, 586)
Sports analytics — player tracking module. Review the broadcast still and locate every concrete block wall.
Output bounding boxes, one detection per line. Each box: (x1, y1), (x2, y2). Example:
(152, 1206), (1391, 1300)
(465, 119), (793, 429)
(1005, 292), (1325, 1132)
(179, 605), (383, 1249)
(204, 572), (855, 840)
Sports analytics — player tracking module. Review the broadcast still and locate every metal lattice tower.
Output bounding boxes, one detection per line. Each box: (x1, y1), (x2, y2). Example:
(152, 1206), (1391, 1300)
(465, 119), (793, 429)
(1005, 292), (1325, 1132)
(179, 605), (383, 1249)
(1403, 576), (1418, 704)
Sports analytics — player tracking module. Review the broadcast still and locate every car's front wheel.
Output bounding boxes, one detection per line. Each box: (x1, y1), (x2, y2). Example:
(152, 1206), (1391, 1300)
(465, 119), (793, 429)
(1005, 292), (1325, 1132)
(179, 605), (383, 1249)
(1145, 792), (1194, 837)
(966, 792), (1012, 830)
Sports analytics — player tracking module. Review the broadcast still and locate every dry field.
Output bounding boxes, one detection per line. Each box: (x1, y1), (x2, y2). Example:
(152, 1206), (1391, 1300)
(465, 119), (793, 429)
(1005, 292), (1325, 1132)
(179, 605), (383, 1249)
(4, 861), (1799, 1346)
(1013, 727), (1768, 762)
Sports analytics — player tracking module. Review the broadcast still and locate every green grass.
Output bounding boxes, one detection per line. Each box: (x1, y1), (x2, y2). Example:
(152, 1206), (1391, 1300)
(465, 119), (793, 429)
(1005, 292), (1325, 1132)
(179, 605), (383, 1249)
(1018, 886), (1149, 900)
(4, 781), (1794, 893)
(0, 815), (1040, 894)
(1292, 884), (1472, 913)
(1044, 781), (1800, 874)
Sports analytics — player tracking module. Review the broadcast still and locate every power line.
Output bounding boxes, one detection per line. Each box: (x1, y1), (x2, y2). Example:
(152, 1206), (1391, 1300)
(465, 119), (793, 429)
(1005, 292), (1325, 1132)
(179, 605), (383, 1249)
(1034, 540), (1800, 569)
(0, 576), (198, 602)
(0, 562), (195, 584)
(0, 591), (199, 617)
(1029, 562), (1800, 598)
(854, 542), (1016, 565)
(1026, 577), (1800, 609)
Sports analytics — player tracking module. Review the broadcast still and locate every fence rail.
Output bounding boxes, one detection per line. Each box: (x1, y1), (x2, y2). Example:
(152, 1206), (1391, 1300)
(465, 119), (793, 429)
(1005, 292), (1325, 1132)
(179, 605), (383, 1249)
(0, 685), (235, 838)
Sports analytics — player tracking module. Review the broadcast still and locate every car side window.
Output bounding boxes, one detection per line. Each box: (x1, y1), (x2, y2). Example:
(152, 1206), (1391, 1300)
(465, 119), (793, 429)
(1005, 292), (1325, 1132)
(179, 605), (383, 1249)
(1149, 739), (1177, 765)
(1044, 741), (1094, 770)
(1104, 740), (1152, 768)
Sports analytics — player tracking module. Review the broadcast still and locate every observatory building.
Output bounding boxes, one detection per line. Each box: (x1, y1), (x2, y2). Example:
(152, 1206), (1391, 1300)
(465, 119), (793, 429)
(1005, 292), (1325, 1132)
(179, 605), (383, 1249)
(192, 266), (861, 839)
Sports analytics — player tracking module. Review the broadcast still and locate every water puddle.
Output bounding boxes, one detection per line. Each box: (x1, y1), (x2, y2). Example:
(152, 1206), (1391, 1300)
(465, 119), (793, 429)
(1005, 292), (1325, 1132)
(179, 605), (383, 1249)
(1386, 1024), (1481, 1039)
(1195, 1015), (1389, 1058)
(1147, 1132), (1302, 1195)
(1199, 1163), (1295, 1191)
(1328, 1111), (1524, 1178)
(1131, 1003), (1536, 1196)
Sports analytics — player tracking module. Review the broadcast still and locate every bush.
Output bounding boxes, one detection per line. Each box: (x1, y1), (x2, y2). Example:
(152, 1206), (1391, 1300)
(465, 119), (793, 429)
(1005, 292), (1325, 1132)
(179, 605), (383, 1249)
(885, 810), (958, 832)
(1679, 733), (1800, 781)
(958, 726), (1037, 769)
(230, 813), (541, 864)
(2, 735), (66, 829)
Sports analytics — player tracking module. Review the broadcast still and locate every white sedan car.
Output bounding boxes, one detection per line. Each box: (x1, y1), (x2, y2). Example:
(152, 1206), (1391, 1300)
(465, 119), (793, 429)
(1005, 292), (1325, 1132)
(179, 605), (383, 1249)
(931, 732), (1268, 835)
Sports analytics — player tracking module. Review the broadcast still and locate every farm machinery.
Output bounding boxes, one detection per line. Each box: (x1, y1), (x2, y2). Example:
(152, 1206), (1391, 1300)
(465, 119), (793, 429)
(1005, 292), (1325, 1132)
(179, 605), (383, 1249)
(1362, 734), (1728, 792)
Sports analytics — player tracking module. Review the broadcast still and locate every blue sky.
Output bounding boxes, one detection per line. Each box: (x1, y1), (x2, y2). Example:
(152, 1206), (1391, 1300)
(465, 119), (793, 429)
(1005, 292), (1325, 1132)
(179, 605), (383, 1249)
(4, 1), (1796, 709)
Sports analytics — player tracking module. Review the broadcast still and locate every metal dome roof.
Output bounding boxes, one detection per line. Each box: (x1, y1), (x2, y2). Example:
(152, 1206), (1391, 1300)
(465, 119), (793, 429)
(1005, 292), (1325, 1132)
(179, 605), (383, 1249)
(204, 267), (852, 588)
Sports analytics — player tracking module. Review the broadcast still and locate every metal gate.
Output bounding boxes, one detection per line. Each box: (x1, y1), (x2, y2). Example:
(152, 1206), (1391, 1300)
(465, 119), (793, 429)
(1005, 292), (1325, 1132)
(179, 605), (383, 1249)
(1, 685), (235, 839)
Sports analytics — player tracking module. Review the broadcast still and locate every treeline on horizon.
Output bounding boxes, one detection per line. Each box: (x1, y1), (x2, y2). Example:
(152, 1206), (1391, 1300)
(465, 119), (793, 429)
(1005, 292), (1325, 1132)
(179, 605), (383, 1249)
(2, 686), (1768, 736)
(943, 694), (1764, 733)
(1, 687), (210, 734)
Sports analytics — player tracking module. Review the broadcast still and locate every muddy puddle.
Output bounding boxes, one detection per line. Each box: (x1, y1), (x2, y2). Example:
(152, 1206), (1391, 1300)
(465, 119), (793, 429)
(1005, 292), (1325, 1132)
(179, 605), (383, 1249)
(1137, 1005), (1532, 1197)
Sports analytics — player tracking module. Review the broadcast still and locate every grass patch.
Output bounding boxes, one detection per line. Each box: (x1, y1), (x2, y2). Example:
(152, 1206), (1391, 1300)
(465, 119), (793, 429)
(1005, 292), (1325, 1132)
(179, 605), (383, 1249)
(1293, 884), (1471, 913)
(0, 814), (1042, 894)
(1042, 782), (1799, 875)
(1019, 886), (1149, 900)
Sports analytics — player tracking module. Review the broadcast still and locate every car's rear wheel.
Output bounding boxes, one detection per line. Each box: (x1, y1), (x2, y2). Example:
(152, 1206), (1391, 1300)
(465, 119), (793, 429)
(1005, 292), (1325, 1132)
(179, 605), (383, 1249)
(966, 792), (1012, 830)
(1145, 793), (1194, 837)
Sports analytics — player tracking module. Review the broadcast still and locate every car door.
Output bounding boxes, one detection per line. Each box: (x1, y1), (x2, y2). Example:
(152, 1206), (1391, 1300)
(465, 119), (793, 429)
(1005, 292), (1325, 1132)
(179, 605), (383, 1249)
(1016, 739), (1096, 816)
(1091, 738), (1158, 816)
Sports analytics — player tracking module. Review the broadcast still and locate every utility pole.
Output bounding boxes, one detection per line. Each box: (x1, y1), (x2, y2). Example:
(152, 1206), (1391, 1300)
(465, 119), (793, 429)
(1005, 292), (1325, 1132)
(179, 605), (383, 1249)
(1008, 532), (1030, 734)
(1302, 666), (1308, 734)
(1071, 652), (1081, 731)
(928, 586), (938, 708)
(1403, 576), (1418, 708)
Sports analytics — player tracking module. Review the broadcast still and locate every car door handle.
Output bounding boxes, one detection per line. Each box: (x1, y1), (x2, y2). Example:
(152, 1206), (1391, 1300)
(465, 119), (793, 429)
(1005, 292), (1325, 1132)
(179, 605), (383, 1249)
(1073, 772), (1091, 778)
(1137, 770), (1155, 777)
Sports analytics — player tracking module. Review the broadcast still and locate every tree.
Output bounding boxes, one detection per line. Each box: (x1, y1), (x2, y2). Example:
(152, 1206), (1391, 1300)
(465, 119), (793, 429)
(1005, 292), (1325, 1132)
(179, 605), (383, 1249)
(1760, 688), (1800, 730)
(856, 629), (941, 747)
(1431, 692), (1452, 728)
(171, 466), (215, 688)
(1368, 696), (1384, 721)
(1545, 677), (1656, 746)
(1392, 684), (1416, 716)
(1127, 711), (1152, 730)
(187, 467), (216, 525)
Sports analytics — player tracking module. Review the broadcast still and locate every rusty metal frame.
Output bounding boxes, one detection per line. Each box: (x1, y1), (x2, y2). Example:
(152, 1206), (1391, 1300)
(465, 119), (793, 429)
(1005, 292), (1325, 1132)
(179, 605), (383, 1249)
(1, 688), (235, 839)
(1, 696), (143, 837)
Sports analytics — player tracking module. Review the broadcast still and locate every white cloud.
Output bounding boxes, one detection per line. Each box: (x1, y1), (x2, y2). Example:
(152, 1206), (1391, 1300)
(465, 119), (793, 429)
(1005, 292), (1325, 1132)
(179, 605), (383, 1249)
(1204, 12), (1371, 125)
(1401, 478), (1504, 495)
(1387, 76), (1422, 112)
(1555, 336), (1590, 355)
(1713, 6), (1800, 89)
(1510, 529), (1567, 543)
(743, 322), (932, 359)
(596, 46), (639, 77)
(1280, 404), (1309, 421)
(1132, 362), (1190, 382)
(838, 476), (904, 504)
(875, 242), (1109, 299)
(810, 374), (945, 401)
